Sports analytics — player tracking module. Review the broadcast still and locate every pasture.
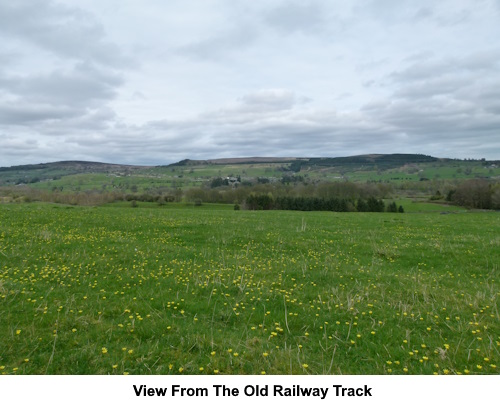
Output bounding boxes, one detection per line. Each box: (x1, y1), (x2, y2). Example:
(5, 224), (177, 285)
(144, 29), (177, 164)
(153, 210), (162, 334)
(0, 203), (498, 374)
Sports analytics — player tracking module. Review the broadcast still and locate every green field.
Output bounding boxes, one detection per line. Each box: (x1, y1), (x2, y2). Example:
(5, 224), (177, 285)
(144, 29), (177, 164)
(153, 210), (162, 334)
(0, 203), (499, 375)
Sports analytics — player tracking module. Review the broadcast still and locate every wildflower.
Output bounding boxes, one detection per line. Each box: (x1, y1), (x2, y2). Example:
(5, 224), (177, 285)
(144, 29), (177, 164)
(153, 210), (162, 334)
(262, 352), (269, 357)
(112, 365), (118, 369)
(214, 369), (219, 374)
(211, 351), (216, 356)
(101, 347), (108, 354)
(16, 330), (21, 335)
(302, 364), (308, 369)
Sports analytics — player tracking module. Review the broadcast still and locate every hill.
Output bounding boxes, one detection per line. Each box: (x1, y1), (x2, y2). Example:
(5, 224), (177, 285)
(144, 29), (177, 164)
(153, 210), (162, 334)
(0, 154), (498, 205)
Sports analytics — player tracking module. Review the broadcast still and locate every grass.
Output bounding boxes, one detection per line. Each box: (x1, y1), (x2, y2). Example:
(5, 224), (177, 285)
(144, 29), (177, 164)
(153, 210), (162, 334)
(0, 203), (498, 375)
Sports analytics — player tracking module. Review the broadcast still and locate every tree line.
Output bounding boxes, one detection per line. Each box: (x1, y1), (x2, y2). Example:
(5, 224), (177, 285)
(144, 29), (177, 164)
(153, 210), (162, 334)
(245, 194), (403, 213)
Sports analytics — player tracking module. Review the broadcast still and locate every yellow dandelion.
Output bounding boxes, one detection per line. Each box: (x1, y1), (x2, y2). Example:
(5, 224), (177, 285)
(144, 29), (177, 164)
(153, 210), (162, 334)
(101, 347), (108, 354)
(262, 352), (269, 357)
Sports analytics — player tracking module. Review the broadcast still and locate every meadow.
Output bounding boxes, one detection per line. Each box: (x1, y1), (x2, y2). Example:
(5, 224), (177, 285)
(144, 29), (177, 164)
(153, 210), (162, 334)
(0, 202), (498, 375)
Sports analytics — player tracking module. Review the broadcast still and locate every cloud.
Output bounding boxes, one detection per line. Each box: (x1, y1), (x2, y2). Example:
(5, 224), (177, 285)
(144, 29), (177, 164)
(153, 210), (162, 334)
(178, 25), (258, 60)
(0, 0), (499, 167)
(263, 0), (328, 34)
(0, 0), (131, 67)
(0, 63), (122, 107)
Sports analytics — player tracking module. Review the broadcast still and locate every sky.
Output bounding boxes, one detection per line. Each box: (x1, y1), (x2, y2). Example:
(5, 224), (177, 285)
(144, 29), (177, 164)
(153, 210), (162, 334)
(1, 0), (500, 167)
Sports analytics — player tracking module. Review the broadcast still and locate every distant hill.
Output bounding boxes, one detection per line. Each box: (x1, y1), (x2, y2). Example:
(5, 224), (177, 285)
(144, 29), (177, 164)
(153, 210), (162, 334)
(0, 160), (148, 172)
(0, 154), (498, 189)
(171, 157), (303, 166)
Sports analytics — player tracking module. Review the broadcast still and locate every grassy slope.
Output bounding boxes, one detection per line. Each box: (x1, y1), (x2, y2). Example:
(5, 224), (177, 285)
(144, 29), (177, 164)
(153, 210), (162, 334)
(0, 203), (498, 375)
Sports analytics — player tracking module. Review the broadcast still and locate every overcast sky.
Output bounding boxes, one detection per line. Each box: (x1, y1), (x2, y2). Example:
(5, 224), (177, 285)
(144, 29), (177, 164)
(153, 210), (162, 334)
(1, 0), (500, 166)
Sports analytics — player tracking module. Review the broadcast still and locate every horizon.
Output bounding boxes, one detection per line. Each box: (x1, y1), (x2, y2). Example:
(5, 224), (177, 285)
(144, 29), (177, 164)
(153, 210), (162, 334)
(1, 1), (500, 166)
(2, 152), (498, 170)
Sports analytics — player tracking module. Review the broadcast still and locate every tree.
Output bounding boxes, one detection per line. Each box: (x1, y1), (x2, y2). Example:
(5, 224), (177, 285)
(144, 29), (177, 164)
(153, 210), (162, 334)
(452, 179), (492, 209)
(386, 201), (398, 212)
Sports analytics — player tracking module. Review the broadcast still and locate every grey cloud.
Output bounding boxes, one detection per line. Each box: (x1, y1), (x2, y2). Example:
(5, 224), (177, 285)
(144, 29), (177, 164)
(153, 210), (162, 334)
(263, 0), (327, 34)
(0, 63), (122, 108)
(1, 0), (499, 167)
(239, 89), (299, 111)
(178, 25), (258, 60)
(0, 103), (80, 125)
(0, 0), (132, 67)
(413, 7), (434, 21)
